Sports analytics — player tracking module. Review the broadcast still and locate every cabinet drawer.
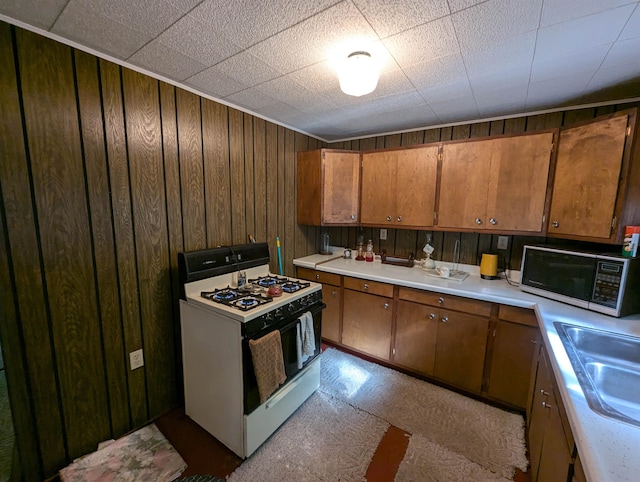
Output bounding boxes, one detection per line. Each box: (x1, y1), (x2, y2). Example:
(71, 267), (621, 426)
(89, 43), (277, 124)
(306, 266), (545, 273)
(297, 267), (341, 286)
(498, 304), (538, 327)
(344, 276), (393, 298)
(398, 287), (491, 317)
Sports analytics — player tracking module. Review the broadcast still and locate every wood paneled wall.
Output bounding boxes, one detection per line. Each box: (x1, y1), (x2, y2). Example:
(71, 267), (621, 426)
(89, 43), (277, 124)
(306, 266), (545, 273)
(0, 23), (322, 479)
(327, 104), (637, 270)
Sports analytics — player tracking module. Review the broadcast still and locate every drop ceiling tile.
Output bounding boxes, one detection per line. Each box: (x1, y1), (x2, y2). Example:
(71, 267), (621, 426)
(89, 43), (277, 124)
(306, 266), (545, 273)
(165, 0), (203, 13)
(192, 0), (339, 49)
(447, 0), (485, 13)
(382, 16), (459, 67)
(603, 36), (640, 69)
(531, 44), (610, 83)
(224, 88), (278, 111)
(468, 66), (530, 95)
(540, 0), (637, 27)
(620, 4), (640, 39)
(255, 102), (306, 124)
(452, 0), (543, 52)
(185, 65), (249, 97)
(526, 73), (595, 109)
(475, 85), (527, 115)
(214, 52), (282, 88)
(84, 0), (186, 38)
(53, 1), (150, 58)
(428, 94), (479, 122)
(0, 0), (68, 29)
(129, 40), (208, 80)
(352, 0), (450, 38)
(288, 60), (342, 95)
(248, 2), (379, 74)
(418, 77), (473, 103)
(463, 31), (536, 76)
(535, 5), (635, 57)
(256, 76), (312, 105)
(156, 14), (242, 65)
(402, 53), (467, 89)
(581, 78), (640, 103)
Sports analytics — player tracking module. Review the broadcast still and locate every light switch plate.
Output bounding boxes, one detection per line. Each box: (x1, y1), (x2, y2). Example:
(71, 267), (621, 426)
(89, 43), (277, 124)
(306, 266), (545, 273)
(130, 349), (144, 370)
(497, 236), (509, 250)
(380, 229), (387, 240)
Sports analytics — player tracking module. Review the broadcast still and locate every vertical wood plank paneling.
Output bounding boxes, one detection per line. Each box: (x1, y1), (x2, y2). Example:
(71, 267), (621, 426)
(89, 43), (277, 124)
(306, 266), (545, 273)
(276, 125), (286, 273)
(229, 108), (246, 244)
(563, 108), (596, 126)
(266, 122), (279, 272)
(359, 137), (376, 150)
(253, 118), (268, 244)
(452, 124), (471, 140)
(122, 69), (176, 418)
(294, 132), (309, 259)
(489, 120), (505, 136)
(284, 129), (296, 275)
(18, 29), (110, 459)
(244, 113), (255, 242)
(424, 128), (439, 143)
(75, 50), (129, 437)
(100, 59), (148, 427)
(0, 23), (55, 478)
(177, 89), (206, 250)
(503, 117), (527, 134)
(470, 122), (490, 138)
(202, 99), (231, 246)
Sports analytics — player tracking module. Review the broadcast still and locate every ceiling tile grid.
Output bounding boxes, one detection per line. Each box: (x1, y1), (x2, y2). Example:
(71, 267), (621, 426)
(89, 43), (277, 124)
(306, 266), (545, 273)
(0, 0), (639, 141)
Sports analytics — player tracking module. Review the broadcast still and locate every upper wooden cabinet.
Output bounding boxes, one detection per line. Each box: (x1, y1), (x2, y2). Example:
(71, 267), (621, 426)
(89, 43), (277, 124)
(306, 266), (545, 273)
(547, 109), (640, 243)
(438, 132), (555, 233)
(296, 149), (360, 226)
(361, 145), (438, 227)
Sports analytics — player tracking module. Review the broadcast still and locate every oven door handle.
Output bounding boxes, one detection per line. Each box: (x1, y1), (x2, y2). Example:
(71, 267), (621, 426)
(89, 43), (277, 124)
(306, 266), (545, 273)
(246, 302), (326, 341)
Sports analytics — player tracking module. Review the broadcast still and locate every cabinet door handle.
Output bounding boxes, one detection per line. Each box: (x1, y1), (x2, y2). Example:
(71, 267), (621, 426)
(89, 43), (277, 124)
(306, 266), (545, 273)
(530, 339), (538, 344)
(315, 274), (320, 279)
(438, 297), (444, 305)
(397, 216), (402, 222)
(475, 218), (483, 225)
(540, 389), (549, 396)
(441, 316), (449, 323)
(428, 313), (436, 320)
(332, 291), (337, 297)
(552, 220), (559, 228)
(386, 215), (392, 221)
(384, 303), (389, 309)
(363, 283), (369, 291)
(542, 401), (552, 409)
(351, 214), (356, 220)
(489, 218), (497, 225)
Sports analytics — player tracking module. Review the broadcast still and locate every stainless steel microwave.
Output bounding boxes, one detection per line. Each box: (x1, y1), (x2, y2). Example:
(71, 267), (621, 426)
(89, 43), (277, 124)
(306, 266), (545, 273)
(520, 245), (640, 317)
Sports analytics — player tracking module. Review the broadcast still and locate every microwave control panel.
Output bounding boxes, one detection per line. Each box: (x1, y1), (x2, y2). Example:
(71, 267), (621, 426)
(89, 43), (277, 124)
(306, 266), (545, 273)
(592, 260), (623, 306)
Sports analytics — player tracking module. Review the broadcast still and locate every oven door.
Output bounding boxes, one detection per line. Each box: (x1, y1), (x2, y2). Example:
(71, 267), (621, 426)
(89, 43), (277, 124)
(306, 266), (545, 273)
(242, 302), (325, 415)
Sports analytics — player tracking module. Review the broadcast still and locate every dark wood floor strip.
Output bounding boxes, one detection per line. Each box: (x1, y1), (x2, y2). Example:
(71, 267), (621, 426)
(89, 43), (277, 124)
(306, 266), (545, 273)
(365, 425), (410, 482)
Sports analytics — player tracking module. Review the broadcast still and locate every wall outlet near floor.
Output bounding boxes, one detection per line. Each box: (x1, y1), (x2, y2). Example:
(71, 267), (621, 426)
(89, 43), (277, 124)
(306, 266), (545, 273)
(130, 349), (144, 370)
(497, 236), (509, 250)
(380, 228), (388, 240)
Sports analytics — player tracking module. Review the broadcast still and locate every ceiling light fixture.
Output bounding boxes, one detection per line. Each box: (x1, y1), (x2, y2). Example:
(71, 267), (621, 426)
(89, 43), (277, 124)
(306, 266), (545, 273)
(338, 51), (380, 97)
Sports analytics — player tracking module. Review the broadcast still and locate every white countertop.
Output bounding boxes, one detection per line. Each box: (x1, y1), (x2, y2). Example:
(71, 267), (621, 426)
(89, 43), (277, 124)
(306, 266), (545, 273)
(294, 254), (640, 482)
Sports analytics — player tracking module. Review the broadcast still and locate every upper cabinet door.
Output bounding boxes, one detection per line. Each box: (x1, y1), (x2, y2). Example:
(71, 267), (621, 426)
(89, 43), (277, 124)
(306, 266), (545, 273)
(438, 141), (492, 229)
(361, 150), (398, 225)
(296, 149), (360, 226)
(486, 133), (554, 232)
(548, 114), (629, 240)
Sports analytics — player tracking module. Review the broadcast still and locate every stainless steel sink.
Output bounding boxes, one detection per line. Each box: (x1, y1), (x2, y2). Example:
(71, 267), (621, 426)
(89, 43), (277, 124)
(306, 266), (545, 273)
(555, 322), (640, 427)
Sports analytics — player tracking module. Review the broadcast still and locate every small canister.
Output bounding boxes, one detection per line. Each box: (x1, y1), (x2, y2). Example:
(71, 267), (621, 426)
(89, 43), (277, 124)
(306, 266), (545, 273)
(622, 226), (640, 257)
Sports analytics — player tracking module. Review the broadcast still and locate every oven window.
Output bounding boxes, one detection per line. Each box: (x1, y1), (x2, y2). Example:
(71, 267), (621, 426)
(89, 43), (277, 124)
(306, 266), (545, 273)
(522, 249), (596, 301)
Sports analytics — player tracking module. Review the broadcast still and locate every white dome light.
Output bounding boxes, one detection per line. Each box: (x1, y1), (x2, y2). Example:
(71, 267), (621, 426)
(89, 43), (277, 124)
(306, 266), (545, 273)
(338, 51), (380, 97)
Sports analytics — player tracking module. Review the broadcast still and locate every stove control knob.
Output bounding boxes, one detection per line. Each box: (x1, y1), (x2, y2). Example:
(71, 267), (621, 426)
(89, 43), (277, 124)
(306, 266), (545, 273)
(288, 304), (295, 313)
(275, 308), (283, 318)
(265, 312), (273, 321)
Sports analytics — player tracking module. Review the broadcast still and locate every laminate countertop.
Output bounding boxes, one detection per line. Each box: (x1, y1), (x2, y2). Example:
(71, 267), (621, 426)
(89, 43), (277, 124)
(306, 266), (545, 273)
(293, 254), (640, 482)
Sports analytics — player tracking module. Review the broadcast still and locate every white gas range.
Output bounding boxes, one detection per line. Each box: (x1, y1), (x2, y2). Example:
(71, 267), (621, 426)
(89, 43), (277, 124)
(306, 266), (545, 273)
(178, 243), (325, 458)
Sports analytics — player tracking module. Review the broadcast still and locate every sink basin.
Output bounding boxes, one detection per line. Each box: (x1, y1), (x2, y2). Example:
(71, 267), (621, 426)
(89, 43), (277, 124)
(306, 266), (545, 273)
(555, 322), (640, 427)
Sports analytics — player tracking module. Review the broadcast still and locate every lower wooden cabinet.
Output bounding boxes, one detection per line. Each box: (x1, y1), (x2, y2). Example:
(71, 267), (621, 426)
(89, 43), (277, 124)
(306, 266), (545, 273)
(433, 309), (489, 393)
(394, 300), (438, 375)
(342, 278), (393, 360)
(487, 306), (540, 409)
(297, 267), (342, 343)
(529, 346), (574, 482)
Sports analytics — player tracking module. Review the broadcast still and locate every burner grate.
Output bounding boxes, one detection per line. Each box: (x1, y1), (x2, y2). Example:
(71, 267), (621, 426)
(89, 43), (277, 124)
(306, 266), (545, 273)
(201, 286), (273, 311)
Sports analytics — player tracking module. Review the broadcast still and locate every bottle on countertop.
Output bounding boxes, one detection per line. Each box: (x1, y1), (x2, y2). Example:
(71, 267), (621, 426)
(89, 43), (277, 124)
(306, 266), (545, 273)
(356, 235), (365, 261)
(365, 239), (374, 262)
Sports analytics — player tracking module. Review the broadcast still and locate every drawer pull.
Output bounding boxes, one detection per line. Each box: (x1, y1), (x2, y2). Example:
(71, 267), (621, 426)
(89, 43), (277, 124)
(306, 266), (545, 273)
(315, 274), (320, 279)
(441, 316), (449, 323)
(438, 297), (444, 305)
(363, 283), (369, 291)
(552, 220), (559, 228)
(428, 313), (436, 320)
(530, 339), (538, 344)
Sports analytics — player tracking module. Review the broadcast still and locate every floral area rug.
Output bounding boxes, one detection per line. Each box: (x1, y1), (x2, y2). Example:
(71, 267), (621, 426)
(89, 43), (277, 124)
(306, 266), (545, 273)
(59, 423), (186, 481)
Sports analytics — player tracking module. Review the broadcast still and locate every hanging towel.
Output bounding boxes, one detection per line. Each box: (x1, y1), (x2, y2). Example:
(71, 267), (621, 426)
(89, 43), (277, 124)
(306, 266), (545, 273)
(296, 312), (316, 369)
(249, 330), (287, 404)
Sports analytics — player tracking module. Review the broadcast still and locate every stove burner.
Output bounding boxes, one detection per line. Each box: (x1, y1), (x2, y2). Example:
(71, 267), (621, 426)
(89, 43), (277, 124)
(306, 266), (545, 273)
(201, 287), (273, 311)
(281, 282), (306, 293)
(249, 276), (311, 293)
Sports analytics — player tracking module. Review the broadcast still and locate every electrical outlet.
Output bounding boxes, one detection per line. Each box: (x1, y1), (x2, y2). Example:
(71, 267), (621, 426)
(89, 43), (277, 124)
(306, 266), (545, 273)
(130, 349), (144, 370)
(380, 228), (388, 240)
(497, 236), (509, 250)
